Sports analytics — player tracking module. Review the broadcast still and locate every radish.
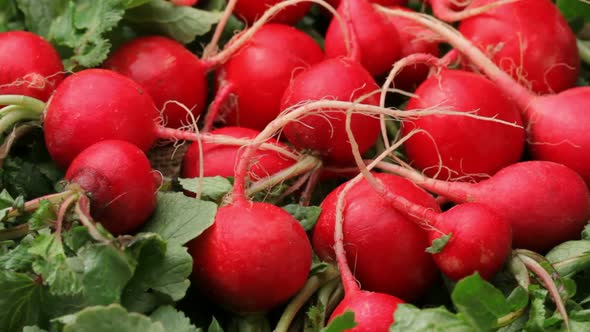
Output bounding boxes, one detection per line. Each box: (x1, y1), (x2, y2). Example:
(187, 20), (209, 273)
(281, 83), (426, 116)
(457, 0), (579, 94)
(401, 68), (525, 181)
(181, 126), (296, 180)
(375, 7), (590, 187)
(0, 31), (65, 102)
(280, 57), (381, 166)
(324, 0), (402, 76)
(326, 0), (407, 8)
(170, 0), (198, 5)
(313, 172), (439, 301)
(6, 140), (159, 236)
(377, 160), (590, 253)
(103, 36), (208, 129)
(203, 24), (324, 131)
(233, 0), (312, 25)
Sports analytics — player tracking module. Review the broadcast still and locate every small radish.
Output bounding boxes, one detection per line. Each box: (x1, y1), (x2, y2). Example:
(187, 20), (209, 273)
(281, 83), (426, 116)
(324, 0), (402, 76)
(103, 36), (208, 129)
(181, 126), (296, 180)
(7, 140), (159, 236)
(233, 0), (312, 25)
(280, 57), (381, 166)
(65, 140), (159, 234)
(326, 0), (407, 8)
(378, 160), (590, 252)
(204, 24), (324, 131)
(313, 172), (439, 301)
(401, 68), (525, 181)
(376, 7), (590, 187)
(457, 0), (579, 94)
(170, 0), (198, 5)
(0, 31), (65, 101)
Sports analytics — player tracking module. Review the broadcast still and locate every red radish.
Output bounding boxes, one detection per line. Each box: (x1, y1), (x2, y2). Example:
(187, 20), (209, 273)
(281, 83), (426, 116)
(313, 172), (439, 301)
(103, 36), (208, 129)
(170, 0), (198, 5)
(326, 0), (407, 9)
(458, 0), (579, 94)
(387, 6), (440, 90)
(377, 160), (590, 253)
(233, 0), (312, 25)
(65, 140), (159, 234)
(401, 68), (525, 181)
(280, 57), (381, 165)
(376, 7), (590, 187)
(324, 0), (402, 76)
(204, 24), (324, 131)
(0, 31), (64, 101)
(181, 126), (296, 180)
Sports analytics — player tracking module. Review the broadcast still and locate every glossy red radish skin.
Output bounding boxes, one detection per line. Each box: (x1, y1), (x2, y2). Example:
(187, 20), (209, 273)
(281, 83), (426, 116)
(181, 126), (295, 181)
(44, 69), (158, 168)
(188, 201), (312, 313)
(213, 24), (324, 130)
(65, 140), (158, 234)
(281, 57), (381, 165)
(313, 173), (438, 301)
(459, 0), (579, 94)
(326, 0), (407, 8)
(329, 291), (403, 331)
(0, 31), (65, 101)
(233, 0), (312, 25)
(325, 0), (401, 76)
(402, 69), (525, 181)
(104, 36), (208, 129)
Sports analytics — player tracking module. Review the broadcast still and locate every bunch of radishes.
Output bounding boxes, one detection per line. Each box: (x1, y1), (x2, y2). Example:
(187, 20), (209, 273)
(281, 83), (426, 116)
(1, 0), (589, 330)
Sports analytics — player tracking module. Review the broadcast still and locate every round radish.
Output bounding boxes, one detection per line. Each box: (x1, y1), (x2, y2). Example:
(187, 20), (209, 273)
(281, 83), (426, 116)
(378, 160), (590, 253)
(325, 0), (401, 76)
(181, 126), (296, 180)
(326, 0), (407, 8)
(65, 140), (159, 234)
(206, 24), (324, 131)
(103, 36), (208, 129)
(401, 69), (525, 181)
(280, 57), (381, 166)
(0, 31), (65, 101)
(458, 0), (579, 94)
(328, 291), (404, 331)
(313, 172), (439, 300)
(233, 0), (312, 25)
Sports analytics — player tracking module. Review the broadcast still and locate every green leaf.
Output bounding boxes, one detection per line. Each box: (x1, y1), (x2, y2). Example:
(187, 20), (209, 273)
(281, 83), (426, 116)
(142, 192), (216, 246)
(150, 305), (201, 332)
(29, 200), (57, 230)
(0, 0), (25, 32)
(208, 317), (224, 332)
(525, 286), (549, 332)
(390, 304), (473, 332)
(506, 287), (529, 311)
(122, 240), (192, 313)
(557, 0), (590, 23)
(23, 326), (48, 332)
(29, 233), (83, 296)
(179, 176), (233, 202)
(78, 244), (137, 305)
(15, 0), (68, 38)
(0, 236), (34, 271)
(547, 240), (590, 276)
(282, 204), (322, 231)
(425, 233), (452, 254)
(0, 270), (49, 331)
(451, 273), (511, 331)
(1, 156), (62, 200)
(124, 0), (222, 44)
(53, 304), (165, 332)
(322, 311), (357, 332)
(306, 304), (326, 332)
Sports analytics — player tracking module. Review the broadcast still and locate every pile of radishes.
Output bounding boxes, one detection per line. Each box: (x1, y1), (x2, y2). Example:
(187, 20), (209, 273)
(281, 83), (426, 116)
(2, 0), (590, 330)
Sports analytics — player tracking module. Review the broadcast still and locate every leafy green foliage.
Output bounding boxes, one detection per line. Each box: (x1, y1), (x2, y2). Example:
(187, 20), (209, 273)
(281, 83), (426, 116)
(282, 204), (322, 231)
(322, 311), (357, 332)
(178, 176), (233, 202)
(150, 305), (201, 332)
(390, 305), (472, 332)
(52, 304), (166, 332)
(425, 233), (452, 254)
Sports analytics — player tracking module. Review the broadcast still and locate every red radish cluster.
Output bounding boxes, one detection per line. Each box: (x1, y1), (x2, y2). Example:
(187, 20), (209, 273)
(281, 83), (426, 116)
(0, 31), (65, 101)
(233, 0), (312, 25)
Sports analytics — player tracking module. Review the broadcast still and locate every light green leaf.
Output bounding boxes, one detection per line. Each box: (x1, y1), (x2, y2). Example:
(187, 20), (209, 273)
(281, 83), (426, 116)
(150, 305), (201, 332)
(28, 200), (57, 231)
(547, 240), (590, 276)
(23, 326), (48, 332)
(282, 204), (322, 231)
(142, 192), (216, 246)
(54, 304), (165, 332)
(15, 0), (68, 38)
(425, 233), (452, 254)
(179, 176), (233, 202)
(124, 0), (222, 44)
(390, 304), (472, 332)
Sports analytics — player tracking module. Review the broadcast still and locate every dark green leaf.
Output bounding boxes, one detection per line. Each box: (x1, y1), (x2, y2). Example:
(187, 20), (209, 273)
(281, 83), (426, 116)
(124, 0), (222, 44)
(63, 225), (93, 253)
(282, 204), (322, 231)
(78, 244), (136, 305)
(322, 311), (357, 332)
(142, 192), (216, 246)
(0, 236), (34, 271)
(506, 287), (529, 311)
(0, 0), (25, 32)
(151, 305), (201, 332)
(1, 156), (61, 200)
(451, 273), (511, 331)
(208, 317), (224, 332)
(425, 233), (452, 254)
(557, 0), (590, 23)
(122, 240), (192, 313)
(53, 304), (165, 332)
(179, 176), (232, 202)
(582, 225), (590, 240)
(0, 270), (49, 331)
(390, 304), (473, 332)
